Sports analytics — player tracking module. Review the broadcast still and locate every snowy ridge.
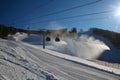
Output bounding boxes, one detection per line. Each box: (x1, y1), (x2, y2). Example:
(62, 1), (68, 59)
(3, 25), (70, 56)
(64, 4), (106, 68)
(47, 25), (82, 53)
(23, 42), (120, 76)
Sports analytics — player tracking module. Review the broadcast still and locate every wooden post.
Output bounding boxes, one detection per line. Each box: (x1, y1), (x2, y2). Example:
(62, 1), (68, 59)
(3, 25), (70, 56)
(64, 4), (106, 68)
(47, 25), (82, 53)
(27, 26), (30, 36)
(43, 31), (45, 49)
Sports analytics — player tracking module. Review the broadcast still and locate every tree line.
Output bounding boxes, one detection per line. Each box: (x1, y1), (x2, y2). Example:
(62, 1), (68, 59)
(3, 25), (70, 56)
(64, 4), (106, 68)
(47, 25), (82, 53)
(92, 28), (120, 49)
(0, 24), (27, 38)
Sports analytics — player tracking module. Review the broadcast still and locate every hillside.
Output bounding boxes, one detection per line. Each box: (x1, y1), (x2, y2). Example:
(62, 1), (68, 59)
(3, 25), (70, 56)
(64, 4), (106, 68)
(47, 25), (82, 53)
(0, 37), (120, 80)
(91, 28), (120, 49)
(18, 31), (120, 63)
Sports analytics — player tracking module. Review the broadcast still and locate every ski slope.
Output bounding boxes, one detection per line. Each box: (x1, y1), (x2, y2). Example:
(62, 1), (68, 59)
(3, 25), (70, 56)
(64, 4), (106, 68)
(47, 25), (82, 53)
(0, 39), (58, 80)
(0, 32), (120, 80)
(0, 39), (120, 80)
(20, 32), (120, 63)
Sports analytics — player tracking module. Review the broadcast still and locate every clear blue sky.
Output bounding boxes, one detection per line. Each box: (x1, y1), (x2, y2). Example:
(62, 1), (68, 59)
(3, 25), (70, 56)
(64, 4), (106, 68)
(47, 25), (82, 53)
(0, 0), (120, 32)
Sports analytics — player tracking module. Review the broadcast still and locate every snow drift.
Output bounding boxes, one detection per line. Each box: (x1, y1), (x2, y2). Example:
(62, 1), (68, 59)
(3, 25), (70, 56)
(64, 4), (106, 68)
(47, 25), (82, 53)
(7, 32), (27, 41)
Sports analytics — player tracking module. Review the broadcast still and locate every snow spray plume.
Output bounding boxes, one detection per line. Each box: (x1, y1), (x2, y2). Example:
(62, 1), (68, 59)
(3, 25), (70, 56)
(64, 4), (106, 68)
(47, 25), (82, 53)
(65, 35), (110, 59)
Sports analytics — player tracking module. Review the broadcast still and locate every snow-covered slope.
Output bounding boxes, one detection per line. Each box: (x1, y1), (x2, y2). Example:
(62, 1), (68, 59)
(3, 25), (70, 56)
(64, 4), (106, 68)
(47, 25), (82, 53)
(46, 31), (120, 63)
(19, 31), (120, 63)
(1, 31), (120, 80)
(22, 34), (43, 45)
(0, 39), (57, 80)
(20, 33), (110, 59)
(0, 38), (120, 80)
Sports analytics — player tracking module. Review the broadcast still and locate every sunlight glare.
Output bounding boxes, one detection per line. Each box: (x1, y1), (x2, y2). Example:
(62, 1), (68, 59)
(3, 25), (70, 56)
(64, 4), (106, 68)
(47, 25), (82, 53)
(116, 9), (120, 16)
(114, 6), (120, 17)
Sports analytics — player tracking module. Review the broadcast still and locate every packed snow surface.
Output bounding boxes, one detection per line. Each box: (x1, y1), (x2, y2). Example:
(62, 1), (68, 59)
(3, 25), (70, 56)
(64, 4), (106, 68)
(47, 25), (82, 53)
(0, 38), (120, 80)
(0, 39), (57, 80)
(0, 32), (120, 80)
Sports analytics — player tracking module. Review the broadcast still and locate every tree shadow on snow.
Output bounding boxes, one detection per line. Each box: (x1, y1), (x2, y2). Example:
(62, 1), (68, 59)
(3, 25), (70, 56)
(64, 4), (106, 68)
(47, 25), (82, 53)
(97, 50), (120, 63)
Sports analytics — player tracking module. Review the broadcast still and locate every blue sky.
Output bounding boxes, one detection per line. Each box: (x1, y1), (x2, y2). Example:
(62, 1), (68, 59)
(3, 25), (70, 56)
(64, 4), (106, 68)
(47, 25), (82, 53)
(0, 0), (120, 32)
